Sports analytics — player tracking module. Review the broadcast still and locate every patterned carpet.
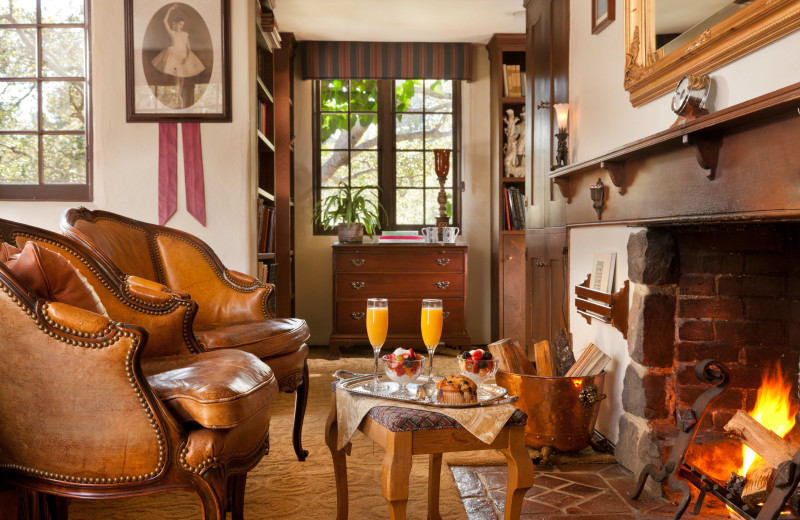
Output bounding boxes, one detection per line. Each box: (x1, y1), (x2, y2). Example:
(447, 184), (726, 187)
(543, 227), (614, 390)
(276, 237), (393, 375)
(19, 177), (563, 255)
(69, 349), (470, 519)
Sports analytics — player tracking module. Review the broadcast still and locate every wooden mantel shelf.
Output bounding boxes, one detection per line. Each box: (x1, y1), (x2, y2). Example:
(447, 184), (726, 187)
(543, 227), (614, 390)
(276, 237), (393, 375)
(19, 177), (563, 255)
(549, 81), (800, 195)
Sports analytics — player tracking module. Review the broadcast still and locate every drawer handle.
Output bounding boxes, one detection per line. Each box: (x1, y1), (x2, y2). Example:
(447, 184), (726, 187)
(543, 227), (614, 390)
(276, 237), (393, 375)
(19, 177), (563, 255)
(351, 312), (365, 320)
(350, 281), (366, 289)
(435, 258), (451, 266)
(443, 311), (450, 318)
(351, 258), (365, 266)
(435, 281), (450, 289)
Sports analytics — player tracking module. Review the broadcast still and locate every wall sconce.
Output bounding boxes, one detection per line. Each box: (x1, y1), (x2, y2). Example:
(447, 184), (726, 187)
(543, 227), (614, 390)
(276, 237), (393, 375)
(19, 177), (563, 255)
(552, 103), (569, 170)
(590, 178), (605, 219)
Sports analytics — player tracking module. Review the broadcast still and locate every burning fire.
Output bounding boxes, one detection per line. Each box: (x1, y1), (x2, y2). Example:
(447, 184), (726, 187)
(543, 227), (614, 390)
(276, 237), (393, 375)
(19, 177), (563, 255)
(737, 363), (797, 478)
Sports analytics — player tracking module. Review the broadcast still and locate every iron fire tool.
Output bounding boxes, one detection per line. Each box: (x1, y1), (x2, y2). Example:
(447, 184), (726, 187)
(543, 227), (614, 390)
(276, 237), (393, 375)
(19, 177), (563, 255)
(631, 359), (729, 519)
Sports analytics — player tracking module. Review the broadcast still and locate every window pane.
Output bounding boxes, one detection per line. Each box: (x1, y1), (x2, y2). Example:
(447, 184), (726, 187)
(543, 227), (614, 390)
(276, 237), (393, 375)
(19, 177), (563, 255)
(425, 151), (452, 187)
(42, 28), (85, 77)
(396, 113), (423, 150)
(0, 0), (36, 24)
(0, 134), (37, 184)
(425, 114), (453, 149)
(43, 134), (85, 183)
(43, 81), (84, 130)
(350, 113), (377, 149)
(396, 151), (423, 187)
(0, 29), (37, 77)
(321, 80), (349, 112)
(425, 80), (453, 112)
(349, 80), (377, 112)
(395, 79), (422, 112)
(320, 113), (348, 150)
(320, 150), (348, 187)
(351, 151), (377, 186)
(0, 81), (37, 130)
(42, 0), (84, 23)
(396, 189), (424, 225)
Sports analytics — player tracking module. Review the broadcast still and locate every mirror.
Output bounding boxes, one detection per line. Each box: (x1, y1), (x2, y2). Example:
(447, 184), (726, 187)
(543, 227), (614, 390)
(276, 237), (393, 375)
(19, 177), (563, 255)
(624, 0), (800, 106)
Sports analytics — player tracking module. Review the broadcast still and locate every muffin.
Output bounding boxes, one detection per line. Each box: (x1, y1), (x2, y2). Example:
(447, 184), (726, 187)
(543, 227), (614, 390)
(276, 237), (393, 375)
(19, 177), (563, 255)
(436, 375), (478, 404)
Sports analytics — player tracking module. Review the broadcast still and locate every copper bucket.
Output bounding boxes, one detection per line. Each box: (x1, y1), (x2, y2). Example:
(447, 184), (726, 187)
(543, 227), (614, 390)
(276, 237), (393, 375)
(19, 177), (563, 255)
(496, 371), (606, 452)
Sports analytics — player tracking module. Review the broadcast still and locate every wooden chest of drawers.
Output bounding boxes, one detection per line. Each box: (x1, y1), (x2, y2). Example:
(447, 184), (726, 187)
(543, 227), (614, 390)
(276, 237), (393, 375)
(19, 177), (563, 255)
(329, 243), (471, 359)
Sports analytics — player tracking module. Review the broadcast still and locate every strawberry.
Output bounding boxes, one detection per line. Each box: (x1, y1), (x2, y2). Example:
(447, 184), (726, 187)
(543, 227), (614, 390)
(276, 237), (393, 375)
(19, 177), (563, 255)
(407, 348), (415, 359)
(471, 350), (483, 361)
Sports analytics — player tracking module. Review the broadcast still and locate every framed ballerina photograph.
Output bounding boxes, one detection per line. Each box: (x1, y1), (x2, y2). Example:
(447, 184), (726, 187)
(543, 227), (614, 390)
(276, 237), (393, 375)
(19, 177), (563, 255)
(124, 0), (231, 121)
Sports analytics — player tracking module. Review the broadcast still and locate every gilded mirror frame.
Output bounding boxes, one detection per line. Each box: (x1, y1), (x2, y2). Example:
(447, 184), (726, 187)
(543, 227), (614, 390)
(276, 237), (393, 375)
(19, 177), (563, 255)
(624, 0), (800, 106)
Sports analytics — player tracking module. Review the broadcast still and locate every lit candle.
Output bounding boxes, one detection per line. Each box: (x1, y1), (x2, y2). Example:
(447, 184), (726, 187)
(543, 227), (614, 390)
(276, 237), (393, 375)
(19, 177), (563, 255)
(553, 103), (569, 132)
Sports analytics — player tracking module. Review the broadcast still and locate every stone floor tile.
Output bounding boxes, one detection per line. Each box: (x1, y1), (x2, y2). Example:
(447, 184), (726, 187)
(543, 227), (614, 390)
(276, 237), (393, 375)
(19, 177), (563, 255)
(480, 472), (509, 490)
(524, 485), (549, 498)
(534, 489), (581, 509)
(551, 472), (608, 488)
(452, 467), (486, 498)
(462, 496), (498, 520)
(576, 491), (636, 514)
(470, 465), (508, 473)
(554, 463), (617, 473)
(560, 482), (604, 497)
(529, 474), (571, 490)
(599, 463), (635, 479)
(490, 491), (562, 516)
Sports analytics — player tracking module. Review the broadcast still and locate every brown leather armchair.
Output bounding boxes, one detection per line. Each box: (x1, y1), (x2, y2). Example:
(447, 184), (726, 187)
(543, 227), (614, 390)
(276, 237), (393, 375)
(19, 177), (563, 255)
(61, 207), (312, 461)
(0, 221), (279, 519)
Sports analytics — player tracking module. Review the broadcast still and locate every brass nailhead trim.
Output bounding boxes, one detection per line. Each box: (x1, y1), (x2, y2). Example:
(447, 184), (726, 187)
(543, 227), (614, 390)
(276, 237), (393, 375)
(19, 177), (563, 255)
(0, 282), (166, 484)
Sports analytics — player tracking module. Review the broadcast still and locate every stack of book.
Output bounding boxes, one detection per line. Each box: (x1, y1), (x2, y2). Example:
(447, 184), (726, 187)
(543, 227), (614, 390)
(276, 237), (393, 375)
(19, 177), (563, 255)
(503, 186), (526, 230)
(257, 198), (275, 254)
(502, 64), (525, 98)
(260, 10), (281, 50)
(256, 262), (278, 285)
(377, 231), (424, 244)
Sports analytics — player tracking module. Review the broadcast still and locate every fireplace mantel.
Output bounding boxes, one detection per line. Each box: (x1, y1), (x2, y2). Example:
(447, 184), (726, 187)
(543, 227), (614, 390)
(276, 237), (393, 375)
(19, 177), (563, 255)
(550, 82), (800, 226)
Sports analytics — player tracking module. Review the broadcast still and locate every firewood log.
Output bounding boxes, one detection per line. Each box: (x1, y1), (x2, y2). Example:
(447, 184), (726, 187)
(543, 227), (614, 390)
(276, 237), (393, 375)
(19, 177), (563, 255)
(487, 338), (536, 375)
(723, 410), (797, 468)
(533, 340), (557, 377)
(741, 460), (774, 508)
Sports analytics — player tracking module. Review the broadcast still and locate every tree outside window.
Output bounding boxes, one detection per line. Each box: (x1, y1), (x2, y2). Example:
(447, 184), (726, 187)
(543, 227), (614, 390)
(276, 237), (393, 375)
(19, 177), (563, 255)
(0, 0), (91, 200)
(314, 78), (459, 233)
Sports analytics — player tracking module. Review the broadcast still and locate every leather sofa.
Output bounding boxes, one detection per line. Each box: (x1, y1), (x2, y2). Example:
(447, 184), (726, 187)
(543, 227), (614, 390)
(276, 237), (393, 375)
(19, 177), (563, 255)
(0, 220), (279, 519)
(61, 207), (312, 461)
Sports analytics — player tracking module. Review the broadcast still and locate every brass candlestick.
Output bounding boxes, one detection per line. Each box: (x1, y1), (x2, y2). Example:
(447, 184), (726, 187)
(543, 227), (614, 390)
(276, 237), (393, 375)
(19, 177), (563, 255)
(433, 149), (451, 240)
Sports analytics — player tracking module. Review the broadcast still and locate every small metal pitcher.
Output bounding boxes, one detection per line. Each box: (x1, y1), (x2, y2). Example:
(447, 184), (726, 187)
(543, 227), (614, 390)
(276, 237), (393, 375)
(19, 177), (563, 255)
(496, 370), (606, 453)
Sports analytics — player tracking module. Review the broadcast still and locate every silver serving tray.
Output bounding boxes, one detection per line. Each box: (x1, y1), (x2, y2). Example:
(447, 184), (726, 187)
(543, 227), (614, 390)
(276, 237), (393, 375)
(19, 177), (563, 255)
(334, 370), (516, 408)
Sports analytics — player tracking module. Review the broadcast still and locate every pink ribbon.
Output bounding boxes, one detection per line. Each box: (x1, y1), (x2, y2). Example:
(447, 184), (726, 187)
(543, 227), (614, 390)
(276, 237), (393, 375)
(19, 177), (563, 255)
(158, 122), (206, 226)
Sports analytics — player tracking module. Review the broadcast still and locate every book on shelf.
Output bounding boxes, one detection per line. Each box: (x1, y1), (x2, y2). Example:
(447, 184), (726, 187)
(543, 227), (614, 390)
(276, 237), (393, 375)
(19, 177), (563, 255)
(258, 205), (275, 254)
(381, 230), (419, 236)
(502, 186), (527, 231)
(502, 64), (509, 97)
(590, 251), (616, 294)
(260, 11), (281, 49)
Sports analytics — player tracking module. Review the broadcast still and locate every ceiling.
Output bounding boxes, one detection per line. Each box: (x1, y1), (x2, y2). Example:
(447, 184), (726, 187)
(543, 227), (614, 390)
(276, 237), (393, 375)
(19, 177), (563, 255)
(272, 0), (526, 44)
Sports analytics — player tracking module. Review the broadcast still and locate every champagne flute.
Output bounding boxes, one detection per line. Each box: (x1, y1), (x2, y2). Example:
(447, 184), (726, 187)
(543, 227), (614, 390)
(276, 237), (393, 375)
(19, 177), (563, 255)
(365, 298), (388, 392)
(420, 299), (443, 395)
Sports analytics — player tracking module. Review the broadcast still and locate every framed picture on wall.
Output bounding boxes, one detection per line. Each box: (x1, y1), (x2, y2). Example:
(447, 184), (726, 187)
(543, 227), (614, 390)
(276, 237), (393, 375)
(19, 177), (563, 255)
(124, 0), (231, 122)
(592, 0), (615, 35)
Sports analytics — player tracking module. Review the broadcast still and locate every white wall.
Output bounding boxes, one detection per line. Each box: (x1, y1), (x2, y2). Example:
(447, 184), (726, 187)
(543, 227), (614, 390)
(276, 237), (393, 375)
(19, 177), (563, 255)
(567, 0), (800, 442)
(295, 44), (493, 346)
(0, 0), (254, 274)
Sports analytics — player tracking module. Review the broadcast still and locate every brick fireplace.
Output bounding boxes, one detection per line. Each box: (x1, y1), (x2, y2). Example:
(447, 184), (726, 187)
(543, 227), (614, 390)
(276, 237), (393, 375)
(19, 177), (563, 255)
(616, 223), (800, 483)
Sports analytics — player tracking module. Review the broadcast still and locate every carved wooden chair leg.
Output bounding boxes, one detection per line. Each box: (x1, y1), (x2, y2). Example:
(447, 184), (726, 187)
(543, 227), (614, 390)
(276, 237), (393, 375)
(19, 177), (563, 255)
(293, 361), (310, 461)
(325, 392), (349, 520)
(382, 431), (413, 520)
(44, 494), (68, 520)
(427, 453), (443, 520)
(193, 470), (228, 520)
(227, 474), (247, 520)
(501, 426), (535, 520)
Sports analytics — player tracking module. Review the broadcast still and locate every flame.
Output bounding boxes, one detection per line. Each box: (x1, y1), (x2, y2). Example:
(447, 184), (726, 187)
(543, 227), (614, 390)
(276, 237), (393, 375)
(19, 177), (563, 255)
(738, 363), (797, 477)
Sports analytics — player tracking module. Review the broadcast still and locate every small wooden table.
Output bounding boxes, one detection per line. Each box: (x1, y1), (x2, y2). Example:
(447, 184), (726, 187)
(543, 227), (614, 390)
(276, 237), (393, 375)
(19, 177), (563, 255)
(325, 392), (534, 519)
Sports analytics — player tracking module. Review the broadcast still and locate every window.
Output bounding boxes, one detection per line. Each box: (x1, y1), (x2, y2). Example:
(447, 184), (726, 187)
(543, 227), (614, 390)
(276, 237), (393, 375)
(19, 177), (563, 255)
(0, 0), (91, 200)
(313, 79), (460, 232)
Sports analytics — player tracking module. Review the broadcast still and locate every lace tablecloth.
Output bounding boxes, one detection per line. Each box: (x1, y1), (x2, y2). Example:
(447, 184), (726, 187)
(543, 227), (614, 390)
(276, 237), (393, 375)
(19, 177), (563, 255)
(335, 386), (520, 450)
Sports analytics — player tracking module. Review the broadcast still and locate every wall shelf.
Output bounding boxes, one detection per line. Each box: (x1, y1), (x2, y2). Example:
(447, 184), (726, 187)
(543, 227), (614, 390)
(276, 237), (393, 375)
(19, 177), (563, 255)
(574, 274), (629, 339)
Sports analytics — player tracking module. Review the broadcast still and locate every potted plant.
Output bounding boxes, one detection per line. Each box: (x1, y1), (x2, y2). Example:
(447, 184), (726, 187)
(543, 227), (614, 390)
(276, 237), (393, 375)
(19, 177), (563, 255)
(313, 182), (385, 243)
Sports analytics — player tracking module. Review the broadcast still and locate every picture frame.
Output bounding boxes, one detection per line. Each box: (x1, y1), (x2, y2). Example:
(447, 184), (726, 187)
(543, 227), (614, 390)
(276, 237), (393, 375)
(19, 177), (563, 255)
(124, 0), (231, 122)
(592, 0), (615, 35)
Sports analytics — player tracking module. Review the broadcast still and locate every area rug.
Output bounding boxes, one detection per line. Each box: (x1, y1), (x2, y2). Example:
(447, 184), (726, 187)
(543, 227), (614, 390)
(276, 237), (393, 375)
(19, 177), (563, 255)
(69, 350), (472, 519)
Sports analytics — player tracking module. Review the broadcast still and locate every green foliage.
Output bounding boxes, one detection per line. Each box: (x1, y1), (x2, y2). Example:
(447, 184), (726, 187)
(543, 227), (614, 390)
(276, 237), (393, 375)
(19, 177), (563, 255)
(313, 182), (386, 236)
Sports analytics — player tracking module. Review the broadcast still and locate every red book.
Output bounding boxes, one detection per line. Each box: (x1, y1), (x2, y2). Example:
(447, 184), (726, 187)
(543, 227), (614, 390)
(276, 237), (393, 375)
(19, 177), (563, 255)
(503, 187), (511, 230)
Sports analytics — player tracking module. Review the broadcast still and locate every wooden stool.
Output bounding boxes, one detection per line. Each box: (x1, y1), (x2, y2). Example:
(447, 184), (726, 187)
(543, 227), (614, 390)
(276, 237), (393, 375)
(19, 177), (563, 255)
(325, 393), (534, 520)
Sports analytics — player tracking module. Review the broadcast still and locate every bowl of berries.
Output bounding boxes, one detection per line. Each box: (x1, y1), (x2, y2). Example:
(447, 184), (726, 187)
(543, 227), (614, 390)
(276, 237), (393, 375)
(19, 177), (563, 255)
(383, 348), (426, 396)
(458, 349), (498, 385)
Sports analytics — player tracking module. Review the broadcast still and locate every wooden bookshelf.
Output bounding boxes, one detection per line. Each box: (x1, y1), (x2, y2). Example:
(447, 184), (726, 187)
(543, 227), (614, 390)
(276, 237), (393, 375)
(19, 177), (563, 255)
(253, 0), (295, 317)
(488, 33), (527, 345)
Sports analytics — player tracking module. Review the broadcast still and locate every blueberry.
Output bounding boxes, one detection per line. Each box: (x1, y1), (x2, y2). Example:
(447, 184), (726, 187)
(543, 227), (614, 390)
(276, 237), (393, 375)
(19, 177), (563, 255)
(460, 351), (471, 359)
(483, 352), (493, 360)
(403, 359), (413, 368)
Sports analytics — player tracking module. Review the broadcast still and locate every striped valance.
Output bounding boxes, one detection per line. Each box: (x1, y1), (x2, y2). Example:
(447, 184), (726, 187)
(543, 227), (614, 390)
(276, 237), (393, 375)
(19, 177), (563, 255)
(300, 41), (473, 82)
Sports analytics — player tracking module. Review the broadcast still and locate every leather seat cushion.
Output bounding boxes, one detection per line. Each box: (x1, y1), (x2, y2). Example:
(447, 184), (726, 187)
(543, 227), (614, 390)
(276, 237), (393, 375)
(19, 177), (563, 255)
(0, 243), (20, 262)
(3, 241), (107, 316)
(142, 349), (278, 429)
(195, 318), (310, 359)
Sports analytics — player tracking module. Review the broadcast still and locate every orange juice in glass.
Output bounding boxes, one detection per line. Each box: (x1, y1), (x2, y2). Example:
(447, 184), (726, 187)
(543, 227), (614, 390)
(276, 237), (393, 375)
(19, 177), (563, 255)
(421, 299), (443, 396)
(365, 298), (388, 392)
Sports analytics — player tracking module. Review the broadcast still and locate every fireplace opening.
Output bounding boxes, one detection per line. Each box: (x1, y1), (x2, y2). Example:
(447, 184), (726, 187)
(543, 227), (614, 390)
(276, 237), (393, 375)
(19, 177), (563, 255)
(616, 223), (800, 503)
